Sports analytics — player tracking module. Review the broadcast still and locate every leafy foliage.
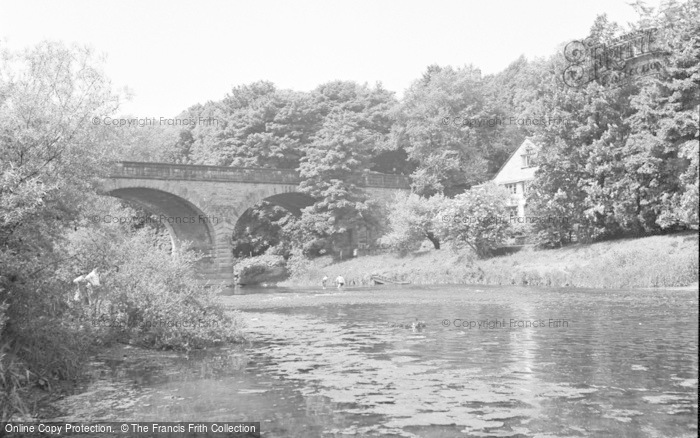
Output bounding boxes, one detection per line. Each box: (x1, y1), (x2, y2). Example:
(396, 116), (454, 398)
(233, 254), (287, 284)
(436, 184), (512, 257)
(380, 192), (445, 252)
(0, 42), (120, 420)
(393, 65), (505, 195)
(526, 2), (700, 245)
(289, 110), (384, 256)
(231, 201), (296, 258)
(0, 42), (244, 420)
(60, 214), (244, 350)
(380, 184), (511, 258)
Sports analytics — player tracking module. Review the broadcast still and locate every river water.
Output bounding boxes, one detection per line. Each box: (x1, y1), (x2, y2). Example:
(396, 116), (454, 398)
(51, 285), (698, 437)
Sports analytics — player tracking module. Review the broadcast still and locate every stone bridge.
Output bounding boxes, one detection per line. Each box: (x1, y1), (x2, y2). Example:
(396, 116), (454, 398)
(100, 162), (410, 288)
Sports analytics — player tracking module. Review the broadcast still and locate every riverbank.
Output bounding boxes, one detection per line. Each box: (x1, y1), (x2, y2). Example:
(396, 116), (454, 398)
(280, 232), (699, 289)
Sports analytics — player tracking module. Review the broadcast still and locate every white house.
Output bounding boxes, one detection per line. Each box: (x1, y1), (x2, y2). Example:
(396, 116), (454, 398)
(491, 138), (539, 217)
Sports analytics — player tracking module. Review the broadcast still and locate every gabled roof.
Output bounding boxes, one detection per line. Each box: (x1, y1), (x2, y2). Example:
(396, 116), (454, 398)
(491, 138), (539, 184)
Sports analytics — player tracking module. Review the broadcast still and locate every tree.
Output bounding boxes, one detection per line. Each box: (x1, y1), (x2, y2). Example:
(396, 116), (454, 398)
(380, 192), (445, 252)
(1, 41), (120, 289)
(0, 41), (120, 418)
(483, 55), (551, 172)
(97, 115), (181, 163)
(525, 3), (700, 243)
(626, 0), (700, 230)
(289, 110), (380, 256)
(187, 81), (320, 168)
(393, 65), (504, 196)
(436, 184), (511, 257)
(231, 201), (296, 258)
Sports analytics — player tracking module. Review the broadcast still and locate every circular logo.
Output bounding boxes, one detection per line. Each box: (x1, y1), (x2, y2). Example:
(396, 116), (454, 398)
(562, 64), (588, 88)
(564, 40), (587, 64)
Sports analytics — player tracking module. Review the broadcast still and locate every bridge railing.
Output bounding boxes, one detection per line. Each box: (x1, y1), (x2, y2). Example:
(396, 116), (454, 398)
(109, 162), (410, 189)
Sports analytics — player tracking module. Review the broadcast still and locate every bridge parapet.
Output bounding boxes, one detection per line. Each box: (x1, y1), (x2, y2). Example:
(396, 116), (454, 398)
(110, 161), (410, 189)
(110, 161), (301, 184)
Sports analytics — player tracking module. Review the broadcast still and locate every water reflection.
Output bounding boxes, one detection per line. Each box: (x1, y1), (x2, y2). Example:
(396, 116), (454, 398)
(51, 286), (697, 437)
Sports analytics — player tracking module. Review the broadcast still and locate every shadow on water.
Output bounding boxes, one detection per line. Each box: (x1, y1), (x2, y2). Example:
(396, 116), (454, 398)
(50, 285), (698, 437)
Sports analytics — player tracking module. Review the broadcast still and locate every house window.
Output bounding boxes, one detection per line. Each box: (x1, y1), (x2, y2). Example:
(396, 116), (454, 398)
(521, 147), (537, 168)
(508, 207), (518, 217)
(505, 183), (517, 195)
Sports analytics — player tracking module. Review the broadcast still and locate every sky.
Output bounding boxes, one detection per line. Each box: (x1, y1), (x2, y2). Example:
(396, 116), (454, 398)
(0, 0), (662, 118)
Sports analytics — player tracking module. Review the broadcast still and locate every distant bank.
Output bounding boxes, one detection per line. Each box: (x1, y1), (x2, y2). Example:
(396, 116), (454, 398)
(279, 232), (699, 290)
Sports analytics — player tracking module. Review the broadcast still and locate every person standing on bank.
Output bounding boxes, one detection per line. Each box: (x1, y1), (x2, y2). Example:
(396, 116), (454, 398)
(72, 268), (101, 313)
(336, 275), (345, 289)
(322, 275), (328, 289)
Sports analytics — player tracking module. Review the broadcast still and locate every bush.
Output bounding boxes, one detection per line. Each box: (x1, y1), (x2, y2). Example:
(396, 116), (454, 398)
(380, 192), (445, 252)
(59, 213), (245, 350)
(233, 254), (288, 285)
(436, 183), (511, 257)
(1, 275), (95, 421)
(1, 300), (27, 422)
(281, 250), (334, 286)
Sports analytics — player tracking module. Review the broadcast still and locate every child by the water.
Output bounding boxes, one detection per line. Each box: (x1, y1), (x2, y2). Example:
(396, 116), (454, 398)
(322, 275), (328, 289)
(336, 275), (345, 289)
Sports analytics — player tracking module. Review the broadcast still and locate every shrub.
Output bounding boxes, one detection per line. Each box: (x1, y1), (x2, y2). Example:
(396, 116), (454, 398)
(380, 192), (445, 252)
(233, 254), (288, 285)
(436, 183), (511, 257)
(60, 216), (245, 350)
(1, 300), (28, 422)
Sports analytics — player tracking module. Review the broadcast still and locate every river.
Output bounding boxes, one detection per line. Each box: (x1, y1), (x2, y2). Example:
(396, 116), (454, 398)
(49, 285), (698, 437)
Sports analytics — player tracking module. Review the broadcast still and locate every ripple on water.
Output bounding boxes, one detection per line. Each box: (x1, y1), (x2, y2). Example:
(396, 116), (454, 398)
(243, 311), (612, 436)
(48, 286), (698, 437)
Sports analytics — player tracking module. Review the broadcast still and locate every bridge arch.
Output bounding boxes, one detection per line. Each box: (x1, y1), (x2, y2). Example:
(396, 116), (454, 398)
(106, 186), (219, 280)
(99, 176), (244, 288)
(262, 192), (316, 216)
(108, 187), (215, 257)
(231, 192), (316, 257)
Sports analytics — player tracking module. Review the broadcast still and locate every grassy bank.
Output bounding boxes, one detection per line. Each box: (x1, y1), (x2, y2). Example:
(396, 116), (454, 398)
(280, 232), (699, 289)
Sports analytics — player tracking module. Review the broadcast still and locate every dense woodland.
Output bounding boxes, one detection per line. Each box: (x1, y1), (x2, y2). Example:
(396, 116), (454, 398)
(145, 2), (697, 257)
(1, 0), (698, 420)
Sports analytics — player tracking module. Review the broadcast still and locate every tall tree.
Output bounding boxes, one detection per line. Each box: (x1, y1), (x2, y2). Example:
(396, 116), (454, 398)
(188, 81), (319, 169)
(1, 42), (120, 285)
(288, 110), (380, 256)
(627, 0), (700, 229)
(394, 65), (504, 196)
(527, 2), (700, 244)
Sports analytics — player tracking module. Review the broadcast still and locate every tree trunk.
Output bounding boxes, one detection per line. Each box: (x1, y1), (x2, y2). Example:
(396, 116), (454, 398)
(426, 231), (440, 249)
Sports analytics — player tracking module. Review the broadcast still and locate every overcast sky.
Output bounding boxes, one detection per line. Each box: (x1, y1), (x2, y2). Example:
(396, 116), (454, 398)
(0, 0), (661, 118)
